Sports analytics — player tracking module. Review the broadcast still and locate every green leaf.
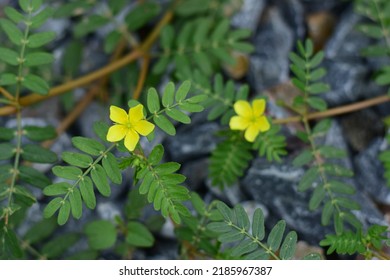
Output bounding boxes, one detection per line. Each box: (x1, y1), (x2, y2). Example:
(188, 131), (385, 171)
(43, 182), (71, 196)
(231, 239), (258, 257)
(309, 186), (326, 210)
(58, 200), (71, 225)
(4, 7), (24, 24)
(304, 253), (322, 260)
(175, 0), (209, 16)
(0, 47), (19, 66)
(3, 228), (23, 258)
(318, 146), (346, 159)
(149, 144), (164, 165)
(43, 197), (63, 218)
(219, 231), (244, 243)
(307, 97), (327, 111)
(24, 52), (54, 67)
(24, 125), (56, 141)
(19, 0), (42, 12)
(62, 152), (93, 168)
(19, 165), (51, 188)
(216, 201), (233, 222)
(0, 19), (23, 46)
(0, 127), (14, 140)
(147, 87), (161, 113)
(63, 40), (83, 76)
(74, 15), (110, 38)
(327, 181), (355, 195)
(307, 83), (330, 94)
(323, 164), (354, 177)
(28, 31), (56, 48)
(72, 137), (105, 156)
(31, 7), (54, 29)
(234, 204), (250, 231)
(162, 82), (175, 107)
(84, 220), (117, 250)
(153, 115), (176, 135)
(91, 164), (111, 197)
(357, 24), (383, 39)
(52, 166), (82, 180)
(104, 30), (121, 53)
(126, 221), (155, 247)
(280, 231), (297, 260)
(0, 73), (17, 86)
(309, 51), (324, 68)
(230, 42), (255, 53)
(321, 200), (334, 225)
(293, 150), (313, 167)
(289, 52), (306, 69)
(175, 80), (191, 102)
(125, 2), (161, 31)
(14, 185), (36, 206)
(102, 152), (122, 184)
(252, 208), (265, 240)
(179, 102), (204, 113)
(335, 197), (360, 210)
(93, 121), (110, 143)
(207, 221), (230, 233)
(310, 68), (327, 81)
(108, 0), (127, 14)
(41, 233), (80, 259)
(22, 74), (50, 95)
(24, 218), (57, 244)
(0, 143), (15, 160)
(267, 220), (286, 251)
(79, 176), (96, 209)
(22, 144), (57, 163)
(298, 167), (318, 191)
(69, 188), (82, 219)
(166, 108), (191, 124)
(312, 119), (332, 135)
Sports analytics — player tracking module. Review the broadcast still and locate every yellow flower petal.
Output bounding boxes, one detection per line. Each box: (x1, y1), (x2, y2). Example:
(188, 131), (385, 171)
(134, 120), (155, 136)
(129, 104), (145, 123)
(229, 116), (249, 131)
(244, 124), (260, 142)
(234, 100), (252, 118)
(258, 116), (271, 132)
(106, 124), (127, 142)
(124, 129), (140, 151)
(252, 99), (266, 116)
(110, 106), (128, 124)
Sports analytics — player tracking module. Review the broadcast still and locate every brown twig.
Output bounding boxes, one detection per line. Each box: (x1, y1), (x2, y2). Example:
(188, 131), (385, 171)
(0, 86), (14, 100)
(133, 55), (150, 100)
(0, 9), (174, 116)
(273, 94), (390, 124)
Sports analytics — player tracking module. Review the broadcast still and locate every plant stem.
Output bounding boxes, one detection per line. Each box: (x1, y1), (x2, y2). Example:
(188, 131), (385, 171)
(0, 87), (14, 100)
(133, 55), (150, 100)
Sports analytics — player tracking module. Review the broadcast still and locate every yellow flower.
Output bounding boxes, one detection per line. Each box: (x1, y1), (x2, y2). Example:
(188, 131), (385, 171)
(229, 99), (270, 142)
(106, 104), (155, 151)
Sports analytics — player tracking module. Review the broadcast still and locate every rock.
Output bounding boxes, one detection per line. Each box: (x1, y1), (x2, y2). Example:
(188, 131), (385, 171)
(300, 0), (347, 13)
(206, 181), (246, 205)
(97, 201), (123, 221)
(77, 101), (109, 139)
(249, 7), (294, 92)
(181, 158), (209, 191)
(354, 138), (390, 204)
(321, 59), (381, 106)
(340, 109), (385, 152)
(241, 156), (333, 244)
(165, 122), (220, 162)
(276, 0), (306, 42)
(147, 239), (179, 259)
(231, 0), (266, 32)
(325, 7), (370, 61)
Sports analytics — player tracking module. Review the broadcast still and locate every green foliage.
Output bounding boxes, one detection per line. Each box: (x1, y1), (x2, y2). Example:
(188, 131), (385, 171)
(154, 19), (253, 76)
(379, 135), (390, 186)
(143, 80), (207, 136)
(207, 201), (301, 260)
(84, 220), (117, 250)
(209, 131), (253, 189)
(289, 39), (361, 235)
(320, 225), (389, 258)
(133, 144), (191, 224)
(43, 122), (122, 225)
(253, 124), (288, 162)
(0, 0), (54, 94)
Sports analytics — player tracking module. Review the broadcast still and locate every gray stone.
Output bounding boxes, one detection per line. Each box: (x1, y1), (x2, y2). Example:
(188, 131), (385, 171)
(275, 0), (306, 41)
(325, 8), (370, 61)
(299, 0), (346, 13)
(166, 122), (220, 162)
(77, 101), (109, 139)
(181, 158), (209, 191)
(206, 180), (246, 205)
(354, 138), (390, 204)
(249, 7), (294, 91)
(231, 0), (266, 32)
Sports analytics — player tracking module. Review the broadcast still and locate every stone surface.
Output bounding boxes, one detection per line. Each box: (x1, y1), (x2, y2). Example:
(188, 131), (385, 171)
(300, 0), (347, 13)
(354, 138), (390, 205)
(276, 0), (306, 42)
(249, 7), (294, 92)
(165, 122), (220, 162)
(231, 0), (266, 32)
